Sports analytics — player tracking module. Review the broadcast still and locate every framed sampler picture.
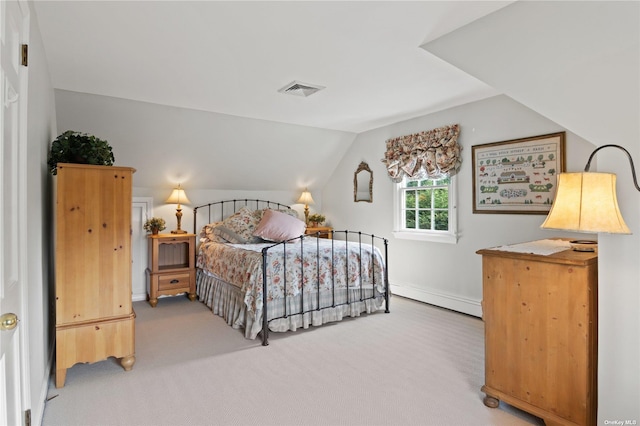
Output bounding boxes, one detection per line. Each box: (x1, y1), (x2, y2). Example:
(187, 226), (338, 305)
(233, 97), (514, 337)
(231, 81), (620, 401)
(472, 132), (566, 214)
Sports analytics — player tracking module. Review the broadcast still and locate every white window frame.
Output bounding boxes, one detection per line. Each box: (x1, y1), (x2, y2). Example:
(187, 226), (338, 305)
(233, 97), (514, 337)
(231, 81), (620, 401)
(393, 175), (458, 244)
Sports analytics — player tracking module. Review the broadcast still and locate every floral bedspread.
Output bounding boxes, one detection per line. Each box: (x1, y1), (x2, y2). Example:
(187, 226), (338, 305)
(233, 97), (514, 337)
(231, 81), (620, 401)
(197, 238), (386, 314)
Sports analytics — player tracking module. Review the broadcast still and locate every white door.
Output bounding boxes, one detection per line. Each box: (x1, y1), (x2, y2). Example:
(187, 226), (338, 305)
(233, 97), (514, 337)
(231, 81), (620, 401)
(1, 1), (28, 424)
(132, 198), (154, 301)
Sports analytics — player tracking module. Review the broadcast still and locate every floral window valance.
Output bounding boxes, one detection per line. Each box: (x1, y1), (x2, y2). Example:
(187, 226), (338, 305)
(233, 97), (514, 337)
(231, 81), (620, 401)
(381, 124), (461, 182)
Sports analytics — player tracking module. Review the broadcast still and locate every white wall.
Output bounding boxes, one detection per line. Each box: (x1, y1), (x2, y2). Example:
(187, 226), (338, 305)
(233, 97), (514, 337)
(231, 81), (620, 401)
(323, 95), (594, 315)
(132, 187), (321, 235)
(25, 2), (58, 424)
(422, 1), (640, 421)
(53, 90), (356, 192)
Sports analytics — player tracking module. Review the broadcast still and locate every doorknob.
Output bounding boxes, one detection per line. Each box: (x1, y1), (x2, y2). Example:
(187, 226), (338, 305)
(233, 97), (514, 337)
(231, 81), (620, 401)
(0, 313), (18, 331)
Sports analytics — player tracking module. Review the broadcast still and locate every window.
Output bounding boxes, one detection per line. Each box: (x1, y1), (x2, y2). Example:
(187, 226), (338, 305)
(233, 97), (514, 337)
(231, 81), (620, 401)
(393, 175), (457, 244)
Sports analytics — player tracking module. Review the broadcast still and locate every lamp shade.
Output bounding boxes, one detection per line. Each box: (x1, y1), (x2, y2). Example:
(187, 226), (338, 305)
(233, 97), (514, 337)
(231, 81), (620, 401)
(297, 190), (315, 206)
(165, 186), (190, 205)
(541, 172), (630, 234)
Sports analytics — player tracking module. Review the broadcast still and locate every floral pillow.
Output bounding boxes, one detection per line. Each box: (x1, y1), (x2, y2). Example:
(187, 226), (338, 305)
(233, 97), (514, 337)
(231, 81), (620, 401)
(213, 225), (264, 244)
(221, 206), (262, 242)
(199, 221), (224, 243)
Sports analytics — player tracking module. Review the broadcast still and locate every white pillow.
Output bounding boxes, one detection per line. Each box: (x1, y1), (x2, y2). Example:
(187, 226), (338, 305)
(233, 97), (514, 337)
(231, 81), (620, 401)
(253, 209), (306, 242)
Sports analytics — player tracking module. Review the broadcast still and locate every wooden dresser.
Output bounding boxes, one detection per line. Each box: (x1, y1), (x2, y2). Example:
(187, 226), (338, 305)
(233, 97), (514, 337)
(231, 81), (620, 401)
(477, 240), (597, 426)
(55, 163), (136, 387)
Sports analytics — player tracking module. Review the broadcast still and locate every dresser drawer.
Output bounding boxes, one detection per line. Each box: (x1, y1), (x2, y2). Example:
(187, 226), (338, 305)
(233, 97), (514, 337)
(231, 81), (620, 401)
(158, 272), (191, 291)
(56, 313), (135, 370)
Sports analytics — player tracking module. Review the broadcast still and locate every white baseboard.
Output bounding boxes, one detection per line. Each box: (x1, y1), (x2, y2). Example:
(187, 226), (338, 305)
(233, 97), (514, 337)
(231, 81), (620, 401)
(32, 368), (49, 426)
(390, 282), (482, 318)
(132, 293), (189, 303)
(132, 292), (147, 302)
(33, 339), (55, 426)
(135, 284), (481, 316)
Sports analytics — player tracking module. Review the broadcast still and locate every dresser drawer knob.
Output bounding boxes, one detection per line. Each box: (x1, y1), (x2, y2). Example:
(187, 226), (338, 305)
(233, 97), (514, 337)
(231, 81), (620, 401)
(170, 279), (179, 284)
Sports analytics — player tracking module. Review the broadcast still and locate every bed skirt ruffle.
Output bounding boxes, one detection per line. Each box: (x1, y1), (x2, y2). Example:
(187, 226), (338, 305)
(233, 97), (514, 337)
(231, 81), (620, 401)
(196, 268), (386, 340)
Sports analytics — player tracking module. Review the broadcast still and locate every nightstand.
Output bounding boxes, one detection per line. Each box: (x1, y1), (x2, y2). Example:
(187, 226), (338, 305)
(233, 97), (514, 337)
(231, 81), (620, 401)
(305, 226), (333, 239)
(146, 233), (196, 307)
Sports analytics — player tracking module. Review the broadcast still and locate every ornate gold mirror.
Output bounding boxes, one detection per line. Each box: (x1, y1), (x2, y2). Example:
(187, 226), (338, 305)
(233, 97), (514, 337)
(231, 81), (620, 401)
(354, 161), (373, 203)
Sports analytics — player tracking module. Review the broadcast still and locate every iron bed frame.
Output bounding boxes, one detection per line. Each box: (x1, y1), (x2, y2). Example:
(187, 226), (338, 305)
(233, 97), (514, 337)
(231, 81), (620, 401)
(193, 199), (390, 345)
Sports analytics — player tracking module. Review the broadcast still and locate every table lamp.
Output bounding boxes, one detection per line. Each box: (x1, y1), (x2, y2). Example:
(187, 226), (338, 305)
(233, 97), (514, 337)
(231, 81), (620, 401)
(166, 184), (190, 234)
(297, 189), (315, 225)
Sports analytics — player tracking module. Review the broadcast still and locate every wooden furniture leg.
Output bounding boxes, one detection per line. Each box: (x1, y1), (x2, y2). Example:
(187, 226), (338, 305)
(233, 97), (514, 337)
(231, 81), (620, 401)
(55, 368), (67, 389)
(121, 355), (136, 371)
(483, 395), (499, 408)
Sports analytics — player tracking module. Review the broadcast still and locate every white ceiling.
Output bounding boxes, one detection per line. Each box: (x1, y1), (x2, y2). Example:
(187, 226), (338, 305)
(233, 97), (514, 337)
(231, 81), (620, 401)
(33, 1), (512, 133)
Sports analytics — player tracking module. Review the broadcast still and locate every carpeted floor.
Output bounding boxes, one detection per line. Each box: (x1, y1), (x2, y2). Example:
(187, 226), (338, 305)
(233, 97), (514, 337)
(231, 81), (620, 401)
(42, 295), (543, 426)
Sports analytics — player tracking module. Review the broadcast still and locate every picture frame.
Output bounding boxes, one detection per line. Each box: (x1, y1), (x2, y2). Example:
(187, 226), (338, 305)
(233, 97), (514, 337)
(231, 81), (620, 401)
(472, 132), (566, 214)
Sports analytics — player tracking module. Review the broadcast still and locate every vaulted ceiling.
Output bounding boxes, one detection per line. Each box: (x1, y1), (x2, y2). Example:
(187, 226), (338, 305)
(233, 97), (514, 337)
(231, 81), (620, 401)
(31, 1), (638, 196)
(33, 1), (511, 133)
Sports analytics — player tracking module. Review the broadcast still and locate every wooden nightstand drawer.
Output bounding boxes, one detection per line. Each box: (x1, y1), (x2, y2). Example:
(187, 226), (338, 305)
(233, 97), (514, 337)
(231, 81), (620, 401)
(158, 272), (192, 291)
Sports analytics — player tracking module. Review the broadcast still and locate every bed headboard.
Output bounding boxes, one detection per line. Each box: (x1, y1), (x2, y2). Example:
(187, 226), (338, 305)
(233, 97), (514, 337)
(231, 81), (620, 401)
(192, 199), (292, 234)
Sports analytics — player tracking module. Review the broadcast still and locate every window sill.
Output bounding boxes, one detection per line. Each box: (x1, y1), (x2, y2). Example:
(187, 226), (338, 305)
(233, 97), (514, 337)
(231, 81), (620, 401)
(393, 230), (458, 244)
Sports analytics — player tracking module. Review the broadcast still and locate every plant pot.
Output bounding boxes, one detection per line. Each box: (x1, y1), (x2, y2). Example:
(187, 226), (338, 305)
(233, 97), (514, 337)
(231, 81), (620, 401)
(151, 228), (159, 235)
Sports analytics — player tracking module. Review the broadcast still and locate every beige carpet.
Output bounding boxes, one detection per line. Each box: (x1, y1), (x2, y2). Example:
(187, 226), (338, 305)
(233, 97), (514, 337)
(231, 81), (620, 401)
(42, 296), (543, 426)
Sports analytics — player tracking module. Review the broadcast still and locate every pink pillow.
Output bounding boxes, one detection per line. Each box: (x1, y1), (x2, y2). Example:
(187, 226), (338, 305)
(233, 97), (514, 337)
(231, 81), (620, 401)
(253, 209), (306, 242)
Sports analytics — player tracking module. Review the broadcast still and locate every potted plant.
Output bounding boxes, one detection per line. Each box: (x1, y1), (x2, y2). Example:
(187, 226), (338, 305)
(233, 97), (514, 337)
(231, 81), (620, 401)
(143, 217), (166, 235)
(48, 130), (115, 175)
(308, 213), (326, 227)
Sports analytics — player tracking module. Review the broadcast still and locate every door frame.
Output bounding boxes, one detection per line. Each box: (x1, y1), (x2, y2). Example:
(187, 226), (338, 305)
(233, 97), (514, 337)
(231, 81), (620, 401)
(1, 0), (31, 423)
(132, 197), (154, 301)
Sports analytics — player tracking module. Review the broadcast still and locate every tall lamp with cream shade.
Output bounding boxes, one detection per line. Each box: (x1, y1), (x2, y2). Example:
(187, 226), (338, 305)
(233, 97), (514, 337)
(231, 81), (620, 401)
(297, 189), (315, 225)
(166, 184), (191, 234)
(541, 144), (639, 238)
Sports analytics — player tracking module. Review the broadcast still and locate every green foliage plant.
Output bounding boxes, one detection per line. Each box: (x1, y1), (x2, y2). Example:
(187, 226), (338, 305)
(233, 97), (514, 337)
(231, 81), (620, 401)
(308, 213), (326, 225)
(48, 130), (115, 175)
(143, 217), (166, 233)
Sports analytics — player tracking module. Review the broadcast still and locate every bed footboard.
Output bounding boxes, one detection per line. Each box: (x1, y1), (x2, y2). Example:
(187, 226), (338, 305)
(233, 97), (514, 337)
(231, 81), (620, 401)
(260, 231), (389, 346)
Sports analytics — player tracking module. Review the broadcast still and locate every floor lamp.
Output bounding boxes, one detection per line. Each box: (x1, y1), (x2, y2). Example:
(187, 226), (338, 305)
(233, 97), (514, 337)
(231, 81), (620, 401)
(541, 144), (638, 237)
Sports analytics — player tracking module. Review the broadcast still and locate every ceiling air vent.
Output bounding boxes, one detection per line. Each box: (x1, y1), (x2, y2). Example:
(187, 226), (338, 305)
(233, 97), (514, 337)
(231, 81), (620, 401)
(278, 80), (325, 97)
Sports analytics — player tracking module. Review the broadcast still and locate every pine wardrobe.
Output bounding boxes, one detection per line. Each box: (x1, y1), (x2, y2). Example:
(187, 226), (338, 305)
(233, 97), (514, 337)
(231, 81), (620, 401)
(54, 163), (136, 388)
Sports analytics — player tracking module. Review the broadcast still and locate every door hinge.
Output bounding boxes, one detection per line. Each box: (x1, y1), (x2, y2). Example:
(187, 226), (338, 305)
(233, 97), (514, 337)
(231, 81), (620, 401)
(21, 44), (28, 67)
(24, 409), (31, 426)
